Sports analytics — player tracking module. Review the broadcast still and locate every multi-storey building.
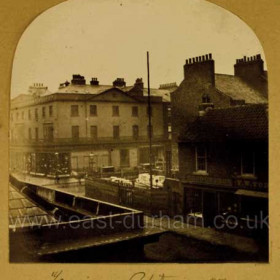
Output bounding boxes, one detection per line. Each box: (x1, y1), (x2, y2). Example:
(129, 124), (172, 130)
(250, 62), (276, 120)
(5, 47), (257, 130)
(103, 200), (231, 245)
(174, 104), (268, 230)
(170, 53), (268, 171)
(167, 54), (268, 232)
(10, 75), (174, 177)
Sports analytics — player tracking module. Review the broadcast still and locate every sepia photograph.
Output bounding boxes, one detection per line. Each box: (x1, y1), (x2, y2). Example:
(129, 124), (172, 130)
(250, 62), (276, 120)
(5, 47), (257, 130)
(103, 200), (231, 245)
(3, 0), (280, 279)
(7, 0), (269, 264)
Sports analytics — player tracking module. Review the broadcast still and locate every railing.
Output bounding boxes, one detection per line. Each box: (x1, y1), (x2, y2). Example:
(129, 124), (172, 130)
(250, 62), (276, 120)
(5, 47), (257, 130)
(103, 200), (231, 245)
(182, 174), (268, 191)
(10, 135), (169, 146)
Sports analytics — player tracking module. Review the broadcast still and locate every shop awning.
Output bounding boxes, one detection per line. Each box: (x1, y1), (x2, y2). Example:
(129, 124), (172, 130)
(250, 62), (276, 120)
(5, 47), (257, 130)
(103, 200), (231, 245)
(235, 189), (268, 199)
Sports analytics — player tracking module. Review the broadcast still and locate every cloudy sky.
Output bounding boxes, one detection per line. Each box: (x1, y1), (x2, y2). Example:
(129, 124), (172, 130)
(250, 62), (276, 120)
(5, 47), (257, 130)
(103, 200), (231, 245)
(11, 0), (266, 98)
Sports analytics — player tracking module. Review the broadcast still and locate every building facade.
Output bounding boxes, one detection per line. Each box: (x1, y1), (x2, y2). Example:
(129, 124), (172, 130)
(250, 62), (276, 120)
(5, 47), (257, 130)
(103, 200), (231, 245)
(167, 54), (268, 233)
(170, 53), (268, 171)
(173, 104), (268, 230)
(10, 76), (173, 177)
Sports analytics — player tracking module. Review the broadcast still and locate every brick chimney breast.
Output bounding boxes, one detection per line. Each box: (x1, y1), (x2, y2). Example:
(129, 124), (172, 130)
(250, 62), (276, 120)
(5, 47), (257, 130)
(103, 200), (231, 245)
(183, 53), (215, 86)
(113, 78), (126, 87)
(234, 54), (264, 82)
(90, 77), (99, 86)
(71, 74), (86, 85)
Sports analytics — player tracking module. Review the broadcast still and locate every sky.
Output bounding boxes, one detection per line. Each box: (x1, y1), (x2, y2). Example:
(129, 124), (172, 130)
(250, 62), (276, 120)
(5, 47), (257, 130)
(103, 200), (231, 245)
(11, 0), (266, 98)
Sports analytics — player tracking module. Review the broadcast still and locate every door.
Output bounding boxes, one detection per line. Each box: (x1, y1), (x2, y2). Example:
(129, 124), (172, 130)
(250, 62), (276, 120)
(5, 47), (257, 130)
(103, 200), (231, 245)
(202, 191), (217, 227)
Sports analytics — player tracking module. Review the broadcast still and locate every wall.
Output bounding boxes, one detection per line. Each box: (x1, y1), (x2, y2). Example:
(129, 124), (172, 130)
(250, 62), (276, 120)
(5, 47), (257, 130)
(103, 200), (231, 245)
(85, 178), (169, 215)
(178, 141), (268, 181)
(56, 100), (164, 139)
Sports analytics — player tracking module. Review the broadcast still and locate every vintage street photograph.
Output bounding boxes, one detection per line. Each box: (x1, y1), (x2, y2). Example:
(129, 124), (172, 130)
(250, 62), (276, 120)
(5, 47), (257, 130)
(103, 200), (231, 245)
(9, 0), (268, 263)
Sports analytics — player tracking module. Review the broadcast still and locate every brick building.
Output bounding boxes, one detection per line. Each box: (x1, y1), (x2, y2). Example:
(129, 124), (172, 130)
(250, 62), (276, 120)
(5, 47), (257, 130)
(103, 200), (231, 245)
(174, 104), (268, 228)
(171, 53), (268, 170)
(10, 76), (173, 177)
(167, 54), (268, 232)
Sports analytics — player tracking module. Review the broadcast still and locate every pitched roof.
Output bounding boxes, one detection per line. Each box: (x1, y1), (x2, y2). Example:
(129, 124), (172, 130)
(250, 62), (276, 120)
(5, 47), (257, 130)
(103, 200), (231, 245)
(9, 185), (57, 228)
(143, 88), (172, 102)
(215, 74), (267, 104)
(179, 104), (268, 142)
(56, 84), (114, 95)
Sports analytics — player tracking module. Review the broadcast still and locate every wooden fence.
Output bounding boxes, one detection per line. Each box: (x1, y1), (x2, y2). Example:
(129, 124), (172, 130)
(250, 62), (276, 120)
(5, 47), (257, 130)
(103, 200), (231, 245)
(85, 178), (170, 215)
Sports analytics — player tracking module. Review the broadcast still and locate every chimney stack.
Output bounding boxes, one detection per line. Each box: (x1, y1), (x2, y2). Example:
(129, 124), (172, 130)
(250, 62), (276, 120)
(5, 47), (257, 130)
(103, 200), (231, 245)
(71, 74), (86, 85)
(184, 53), (215, 86)
(90, 77), (99, 86)
(234, 54), (264, 82)
(128, 78), (144, 97)
(113, 78), (126, 87)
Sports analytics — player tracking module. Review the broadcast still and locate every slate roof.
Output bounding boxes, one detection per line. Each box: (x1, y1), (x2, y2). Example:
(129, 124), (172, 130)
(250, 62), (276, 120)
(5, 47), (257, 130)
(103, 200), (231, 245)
(143, 88), (172, 102)
(215, 74), (267, 104)
(56, 84), (115, 95)
(179, 104), (268, 142)
(9, 185), (57, 228)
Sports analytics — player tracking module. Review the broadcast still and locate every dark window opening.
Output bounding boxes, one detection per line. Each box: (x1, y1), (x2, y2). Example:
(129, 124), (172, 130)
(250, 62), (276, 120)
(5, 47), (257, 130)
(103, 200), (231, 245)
(71, 105), (79, 117)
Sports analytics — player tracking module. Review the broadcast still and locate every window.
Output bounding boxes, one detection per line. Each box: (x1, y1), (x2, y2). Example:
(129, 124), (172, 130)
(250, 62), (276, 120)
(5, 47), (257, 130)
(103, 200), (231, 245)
(113, 126), (119, 139)
(120, 149), (130, 167)
(168, 124), (172, 140)
(167, 106), (171, 117)
(202, 93), (211, 103)
(42, 107), (46, 118)
(146, 106), (153, 116)
(28, 128), (32, 140)
(90, 105), (97, 116)
(90, 126), (98, 139)
(16, 112), (19, 120)
(241, 150), (255, 176)
(21, 111), (24, 120)
(147, 125), (153, 138)
(28, 110), (31, 120)
(35, 108), (38, 121)
(35, 128), (39, 140)
(72, 126), (79, 139)
(43, 123), (54, 141)
(132, 106), (138, 117)
(112, 106), (119, 116)
(71, 105), (79, 117)
(195, 145), (207, 173)
(11, 113), (13, 121)
(132, 125), (139, 139)
(49, 105), (53, 117)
